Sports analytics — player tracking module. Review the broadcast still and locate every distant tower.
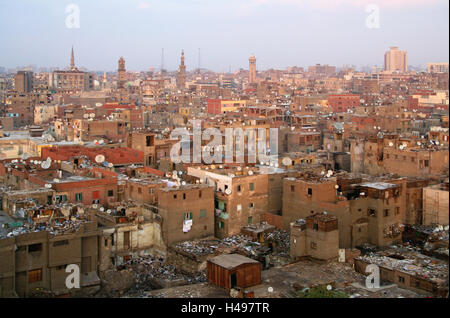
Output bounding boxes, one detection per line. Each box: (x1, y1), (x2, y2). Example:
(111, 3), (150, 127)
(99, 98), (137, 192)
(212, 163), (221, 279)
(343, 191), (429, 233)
(384, 47), (408, 73)
(70, 46), (76, 71)
(249, 54), (256, 83)
(177, 50), (186, 89)
(118, 57), (126, 89)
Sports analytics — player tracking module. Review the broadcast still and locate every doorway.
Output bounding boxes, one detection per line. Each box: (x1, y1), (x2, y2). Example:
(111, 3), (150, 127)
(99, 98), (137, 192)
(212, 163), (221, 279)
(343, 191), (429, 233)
(230, 273), (237, 288)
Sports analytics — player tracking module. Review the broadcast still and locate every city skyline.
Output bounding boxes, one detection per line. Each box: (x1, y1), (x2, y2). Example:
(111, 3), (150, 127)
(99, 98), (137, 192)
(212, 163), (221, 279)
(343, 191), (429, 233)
(0, 0), (448, 72)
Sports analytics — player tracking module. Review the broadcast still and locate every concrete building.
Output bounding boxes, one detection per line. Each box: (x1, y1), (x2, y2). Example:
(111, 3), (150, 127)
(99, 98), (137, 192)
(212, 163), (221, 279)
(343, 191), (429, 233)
(422, 182), (449, 226)
(14, 71), (33, 93)
(384, 47), (408, 73)
(290, 213), (339, 261)
(157, 184), (215, 246)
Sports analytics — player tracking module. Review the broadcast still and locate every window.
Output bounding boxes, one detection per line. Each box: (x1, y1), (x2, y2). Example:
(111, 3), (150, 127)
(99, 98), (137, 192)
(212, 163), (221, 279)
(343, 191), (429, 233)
(369, 209), (376, 217)
(237, 204), (242, 212)
(108, 190), (114, 197)
(398, 276), (405, 283)
(395, 207), (400, 215)
(123, 231), (130, 250)
(219, 221), (225, 229)
(53, 240), (69, 247)
(200, 209), (207, 218)
(75, 193), (83, 202)
(199, 190), (202, 198)
(307, 188), (312, 196)
(248, 216), (253, 224)
(237, 185), (242, 192)
(184, 212), (193, 220)
(173, 194), (177, 199)
(28, 269), (42, 283)
(386, 154), (390, 159)
(384, 209), (389, 217)
(424, 160), (429, 167)
(250, 202), (254, 208)
(313, 223), (318, 231)
(291, 185), (295, 192)
(138, 187), (142, 194)
(183, 193), (186, 200)
(149, 188), (154, 194)
(28, 243), (42, 253)
(249, 183), (254, 191)
(310, 242), (317, 249)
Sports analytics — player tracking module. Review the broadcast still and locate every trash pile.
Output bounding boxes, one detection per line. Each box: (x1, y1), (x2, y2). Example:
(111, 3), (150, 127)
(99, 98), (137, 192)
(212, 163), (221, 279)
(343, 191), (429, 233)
(1, 218), (87, 239)
(265, 229), (290, 257)
(123, 256), (207, 296)
(172, 229), (291, 260)
(357, 247), (448, 284)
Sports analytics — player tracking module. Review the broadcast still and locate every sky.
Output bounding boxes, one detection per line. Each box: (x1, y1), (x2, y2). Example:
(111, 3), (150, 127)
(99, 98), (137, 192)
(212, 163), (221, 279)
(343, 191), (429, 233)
(0, 0), (448, 72)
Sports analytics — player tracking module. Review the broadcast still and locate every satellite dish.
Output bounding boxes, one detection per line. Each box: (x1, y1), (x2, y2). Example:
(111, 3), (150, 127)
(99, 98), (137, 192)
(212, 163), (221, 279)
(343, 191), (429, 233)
(108, 162), (114, 168)
(248, 170), (254, 176)
(225, 189), (232, 195)
(389, 142), (394, 147)
(99, 207), (105, 212)
(99, 139), (104, 144)
(45, 184), (52, 189)
(83, 114), (89, 119)
(237, 167), (242, 171)
(53, 178), (60, 183)
(41, 161), (51, 169)
(282, 157), (292, 166)
(181, 181), (186, 186)
(89, 113), (95, 118)
(178, 171), (183, 175)
(92, 204), (98, 209)
(335, 185), (339, 189)
(95, 155), (105, 163)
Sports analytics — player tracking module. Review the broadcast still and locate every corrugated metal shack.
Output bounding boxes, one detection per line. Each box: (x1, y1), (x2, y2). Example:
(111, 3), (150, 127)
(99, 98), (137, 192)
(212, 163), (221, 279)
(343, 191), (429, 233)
(207, 253), (261, 291)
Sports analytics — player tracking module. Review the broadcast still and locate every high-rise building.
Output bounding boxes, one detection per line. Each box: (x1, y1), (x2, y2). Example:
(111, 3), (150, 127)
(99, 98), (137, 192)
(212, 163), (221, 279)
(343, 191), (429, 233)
(249, 54), (256, 83)
(14, 71), (33, 93)
(426, 62), (449, 73)
(177, 50), (186, 90)
(384, 47), (408, 73)
(118, 57), (126, 89)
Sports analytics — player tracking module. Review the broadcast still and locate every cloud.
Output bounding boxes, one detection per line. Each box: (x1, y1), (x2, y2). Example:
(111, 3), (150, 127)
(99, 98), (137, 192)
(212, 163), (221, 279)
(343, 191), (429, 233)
(137, 2), (151, 10)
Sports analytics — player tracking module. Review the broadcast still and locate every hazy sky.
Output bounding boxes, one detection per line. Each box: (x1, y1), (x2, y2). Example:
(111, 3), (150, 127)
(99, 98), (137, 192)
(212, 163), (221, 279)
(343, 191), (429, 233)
(0, 0), (448, 71)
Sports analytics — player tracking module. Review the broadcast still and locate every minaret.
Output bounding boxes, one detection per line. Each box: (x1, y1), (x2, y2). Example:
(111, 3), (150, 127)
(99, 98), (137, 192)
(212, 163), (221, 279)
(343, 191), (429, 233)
(249, 54), (256, 83)
(177, 50), (186, 89)
(118, 57), (126, 89)
(70, 46), (75, 71)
